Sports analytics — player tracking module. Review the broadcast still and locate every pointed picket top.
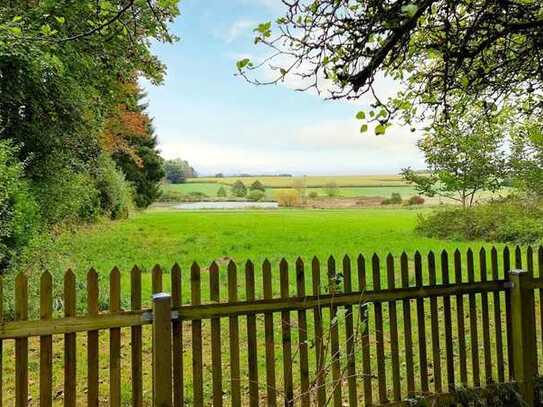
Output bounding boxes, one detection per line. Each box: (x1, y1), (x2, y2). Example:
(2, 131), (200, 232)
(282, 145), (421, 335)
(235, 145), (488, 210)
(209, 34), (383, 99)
(152, 264), (162, 275)
(454, 248), (461, 256)
(400, 251), (408, 261)
(209, 261), (219, 273)
(15, 271), (28, 286)
(357, 253), (365, 263)
(172, 262), (181, 274)
(343, 254), (350, 264)
(87, 267), (98, 281)
(479, 247), (486, 257)
(503, 246), (510, 256)
(280, 257), (288, 269)
(296, 256), (304, 268)
(110, 266), (120, 280)
(441, 249), (448, 260)
(15, 272), (28, 320)
(515, 245), (522, 268)
(491, 246), (497, 256)
(41, 269), (53, 286)
(227, 259), (236, 272)
(263, 258), (271, 269)
(312, 256), (320, 268)
(428, 250), (435, 259)
(467, 247), (473, 257)
(414, 250), (421, 258)
(131, 265), (141, 279)
(527, 245), (534, 257)
(191, 261), (200, 275)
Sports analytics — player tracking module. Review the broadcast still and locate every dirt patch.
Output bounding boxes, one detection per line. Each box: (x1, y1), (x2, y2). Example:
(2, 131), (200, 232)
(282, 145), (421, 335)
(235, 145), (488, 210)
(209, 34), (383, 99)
(303, 196), (384, 209)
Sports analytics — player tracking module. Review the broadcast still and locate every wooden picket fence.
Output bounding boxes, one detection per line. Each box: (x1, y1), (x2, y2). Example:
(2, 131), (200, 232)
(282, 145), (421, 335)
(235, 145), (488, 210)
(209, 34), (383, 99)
(1, 246), (543, 406)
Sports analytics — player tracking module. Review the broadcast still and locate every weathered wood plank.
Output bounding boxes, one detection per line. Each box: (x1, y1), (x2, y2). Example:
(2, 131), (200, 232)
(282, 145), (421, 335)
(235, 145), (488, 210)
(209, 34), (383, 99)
(467, 250), (480, 388)
(191, 262), (204, 407)
(343, 255), (358, 406)
(110, 267), (121, 407)
(280, 258), (295, 406)
(480, 248), (493, 384)
(441, 251), (455, 392)
(15, 273), (28, 407)
(228, 261), (242, 407)
(428, 251), (442, 394)
(40, 271), (53, 407)
(210, 261), (223, 407)
(455, 250), (468, 385)
(415, 252), (429, 393)
(387, 254), (401, 401)
(246, 260), (259, 407)
(64, 270), (77, 407)
(0, 275), (3, 407)
(131, 266), (143, 407)
(491, 248), (505, 383)
(171, 263), (184, 407)
(263, 259), (277, 407)
(295, 258), (310, 407)
(401, 253), (415, 397)
(504, 246), (514, 379)
(312, 257), (327, 407)
(87, 269), (99, 407)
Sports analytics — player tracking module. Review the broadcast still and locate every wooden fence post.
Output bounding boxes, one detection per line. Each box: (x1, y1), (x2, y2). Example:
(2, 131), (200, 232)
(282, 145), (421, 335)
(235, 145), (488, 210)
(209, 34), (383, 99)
(153, 292), (173, 407)
(510, 269), (537, 405)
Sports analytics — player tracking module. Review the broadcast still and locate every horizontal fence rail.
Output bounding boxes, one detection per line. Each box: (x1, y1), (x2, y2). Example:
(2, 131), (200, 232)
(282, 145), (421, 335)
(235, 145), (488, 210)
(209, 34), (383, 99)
(0, 246), (543, 406)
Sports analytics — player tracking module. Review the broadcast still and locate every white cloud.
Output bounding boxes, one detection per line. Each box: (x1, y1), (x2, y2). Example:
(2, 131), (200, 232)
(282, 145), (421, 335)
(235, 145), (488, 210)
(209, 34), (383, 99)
(225, 19), (257, 43)
(237, 0), (285, 13)
(158, 119), (424, 175)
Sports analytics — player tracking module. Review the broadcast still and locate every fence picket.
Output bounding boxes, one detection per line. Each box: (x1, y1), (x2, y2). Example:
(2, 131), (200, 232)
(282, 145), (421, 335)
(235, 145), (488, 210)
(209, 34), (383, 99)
(343, 255), (357, 406)
(64, 270), (77, 407)
(191, 262), (204, 407)
(87, 269), (99, 407)
(246, 260), (259, 407)
(171, 263), (184, 407)
(15, 273), (28, 407)
(328, 256), (342, 407)
(372, 254), (387, 403)
(312, 257), (327, 407)
(40, 271), (53, 407)
(539, 246), (543, 380)
(414, 252), (429, 393)
(467, 250), (480, 388)
(228, 261), (242, 407)
(131, 266), (143, 407)
(441, 250), (455, 392)
(428, 251), (442, 393)
(280, 259), (295, 406)
(400, 253), (415, 398)
(504, 246), (514, 379)
(455, 250), (468, 384)
(152, 264), (163, 293)
(109, 267), (121, 407)
(263, 259), (277, 407)
(491, 248), (505, 383)
(295, 258), (310, 407)
(386, 254), (401, 401)
(210, 262), (223, 407)
(480, 248), (493, 384)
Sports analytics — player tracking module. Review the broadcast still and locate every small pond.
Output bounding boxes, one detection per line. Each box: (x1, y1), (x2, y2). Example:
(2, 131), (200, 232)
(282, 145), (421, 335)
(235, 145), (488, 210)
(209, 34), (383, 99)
(173, 201), (279, 210)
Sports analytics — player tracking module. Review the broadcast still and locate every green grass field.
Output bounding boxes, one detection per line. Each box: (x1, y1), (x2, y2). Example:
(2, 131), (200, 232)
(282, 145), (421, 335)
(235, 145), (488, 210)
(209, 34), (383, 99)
(21, 207), (504, 309)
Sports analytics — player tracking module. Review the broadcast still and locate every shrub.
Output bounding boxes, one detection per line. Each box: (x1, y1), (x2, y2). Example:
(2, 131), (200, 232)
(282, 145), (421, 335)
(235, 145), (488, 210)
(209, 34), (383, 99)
(0, 140), (41, 268)
(323, 182), (339, 197)
(95, 155), (133, 220)
(276, 190), (301, 207)
(231, 180), (247, 197)
(247, 190), (265, 202)
(382, 193), (403, 205)
(184, 192), (208, 202)
(416, 197), (543, 244)
(250, 180), (265, 192)
(217, 186), (227, 197)
(308, 191), (318, 199)
(407, 195), (425, 206)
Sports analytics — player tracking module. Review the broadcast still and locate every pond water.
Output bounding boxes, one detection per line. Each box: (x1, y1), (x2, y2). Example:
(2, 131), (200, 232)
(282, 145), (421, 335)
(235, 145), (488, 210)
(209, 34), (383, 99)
(173, 201), (279, 210)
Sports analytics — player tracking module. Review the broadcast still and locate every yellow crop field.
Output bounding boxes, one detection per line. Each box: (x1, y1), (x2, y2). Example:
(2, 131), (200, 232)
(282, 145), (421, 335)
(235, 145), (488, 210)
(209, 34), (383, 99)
(188, 174), (409, 188)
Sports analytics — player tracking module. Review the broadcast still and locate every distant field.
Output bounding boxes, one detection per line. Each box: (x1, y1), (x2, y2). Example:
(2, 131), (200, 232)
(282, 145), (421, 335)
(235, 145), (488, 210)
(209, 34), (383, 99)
(162, 182), (417, 200)
(188, 174), (409, 188)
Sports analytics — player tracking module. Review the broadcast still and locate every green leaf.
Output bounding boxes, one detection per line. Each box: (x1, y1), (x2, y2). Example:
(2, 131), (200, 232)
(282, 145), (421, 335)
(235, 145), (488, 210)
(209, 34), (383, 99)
(375, 124), (386, 135)
(355, 111), (365, 120)
(8, 26), (21, 36)
(360, 124), (368, 133)
(12, 16), (22, 23)
(401, 4), (418, 18)
(55, 16), (65, 25)
(236, 58), (251, 70)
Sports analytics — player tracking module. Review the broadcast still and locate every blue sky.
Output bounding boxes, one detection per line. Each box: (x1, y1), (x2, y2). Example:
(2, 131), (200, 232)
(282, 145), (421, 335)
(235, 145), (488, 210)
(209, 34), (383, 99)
(142, 0), (424, 175)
